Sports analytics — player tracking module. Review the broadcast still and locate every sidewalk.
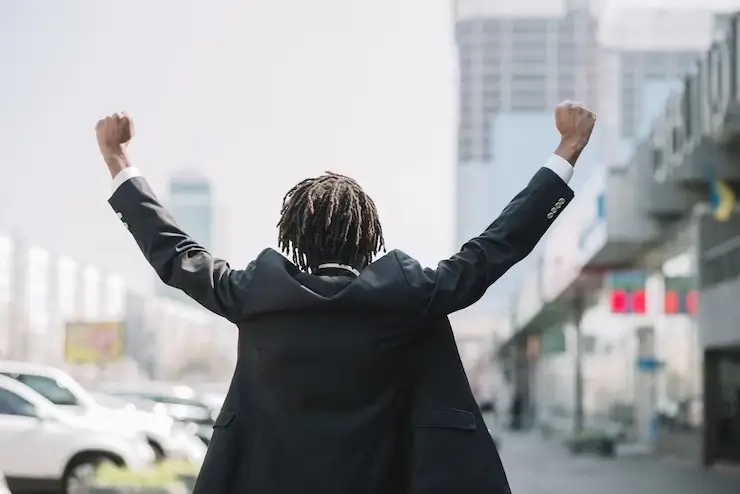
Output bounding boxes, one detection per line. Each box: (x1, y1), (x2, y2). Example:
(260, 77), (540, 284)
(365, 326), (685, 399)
(498, 432), (739, 494)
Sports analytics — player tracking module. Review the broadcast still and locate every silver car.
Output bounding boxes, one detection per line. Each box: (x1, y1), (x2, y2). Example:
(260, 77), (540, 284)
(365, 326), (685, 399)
(0, 470), (10, 494)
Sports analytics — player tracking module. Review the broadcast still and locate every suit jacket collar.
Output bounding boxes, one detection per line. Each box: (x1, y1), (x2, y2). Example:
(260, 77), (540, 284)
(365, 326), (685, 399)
(315, 263), (359, 278)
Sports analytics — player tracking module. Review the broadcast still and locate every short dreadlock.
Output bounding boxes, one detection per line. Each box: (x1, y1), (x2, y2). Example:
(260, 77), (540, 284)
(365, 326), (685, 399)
(277, 172), (385, 272)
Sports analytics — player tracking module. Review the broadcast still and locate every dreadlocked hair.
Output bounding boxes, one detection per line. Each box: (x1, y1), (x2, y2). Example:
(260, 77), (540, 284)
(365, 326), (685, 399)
(277, 171), (386, 272)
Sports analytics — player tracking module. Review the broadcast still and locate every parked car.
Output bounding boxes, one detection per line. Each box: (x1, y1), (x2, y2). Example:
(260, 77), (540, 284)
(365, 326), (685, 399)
(92, 392), (207, 464)
(0, 361), (199, 463)
(0, 470), (11, 494)
(0, 375), (154, 494)
(199, 391), (226, 413)
(105, 384), (216, 445)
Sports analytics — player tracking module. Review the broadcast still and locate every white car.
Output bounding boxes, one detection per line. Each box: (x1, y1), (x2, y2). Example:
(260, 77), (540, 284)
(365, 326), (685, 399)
(0, 361), (204, 464)
(0, 375), (154, 494)
(91, 392), (207, 464)
(0, 471), (11, 494)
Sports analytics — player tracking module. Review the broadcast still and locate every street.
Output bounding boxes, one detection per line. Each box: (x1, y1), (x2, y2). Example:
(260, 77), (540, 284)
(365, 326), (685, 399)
(500, 433), (739, 494)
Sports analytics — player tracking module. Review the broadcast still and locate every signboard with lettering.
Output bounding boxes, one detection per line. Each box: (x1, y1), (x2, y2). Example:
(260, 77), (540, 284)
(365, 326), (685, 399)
(64, 321), (124, 364)
(606, 270), (647, 314)
(663, 276), (697, 315)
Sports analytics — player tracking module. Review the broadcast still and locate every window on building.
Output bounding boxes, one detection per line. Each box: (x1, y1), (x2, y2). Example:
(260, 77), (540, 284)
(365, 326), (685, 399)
(542, 327), (566, 355)
(458, 138), (473, 162)
(512, 73), (546, 88)
(482, 19), (503, 35)
(651, 146), (664, 179)
(483, 90), (500, 108)
(511, 19), (548, 36)
(456, 20), (474, 34)
(483, 71), (500, 85)
(582, 335), (597, 354)
(511, 90), (547, 111)
(557, 88), (576, 104)
(482, 52), (501, 66)
(482, 40), (501, 57)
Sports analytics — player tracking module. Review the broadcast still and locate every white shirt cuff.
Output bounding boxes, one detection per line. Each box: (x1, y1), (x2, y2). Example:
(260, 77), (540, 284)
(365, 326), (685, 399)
(111, 167), (142, 195)
(544, 154), (574, 185)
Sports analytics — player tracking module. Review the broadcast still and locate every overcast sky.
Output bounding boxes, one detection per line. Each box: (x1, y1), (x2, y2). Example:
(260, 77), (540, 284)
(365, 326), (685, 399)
(0, 0), (457, 291)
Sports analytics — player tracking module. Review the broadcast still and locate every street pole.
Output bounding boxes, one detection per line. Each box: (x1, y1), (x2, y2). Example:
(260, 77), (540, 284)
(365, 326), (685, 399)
(573, 288), (585, 435)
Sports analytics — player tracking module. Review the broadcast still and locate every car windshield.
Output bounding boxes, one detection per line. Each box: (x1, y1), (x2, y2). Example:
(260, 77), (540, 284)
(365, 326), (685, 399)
(8, 374), (79, 406)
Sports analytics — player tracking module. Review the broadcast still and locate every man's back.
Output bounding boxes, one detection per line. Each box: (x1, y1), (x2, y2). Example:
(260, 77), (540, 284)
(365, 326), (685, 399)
(219, 265), (423, 492)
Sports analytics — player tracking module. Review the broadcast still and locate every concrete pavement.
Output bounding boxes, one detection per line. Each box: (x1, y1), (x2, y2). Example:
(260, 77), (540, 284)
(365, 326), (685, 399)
(498, 432), (739, 494)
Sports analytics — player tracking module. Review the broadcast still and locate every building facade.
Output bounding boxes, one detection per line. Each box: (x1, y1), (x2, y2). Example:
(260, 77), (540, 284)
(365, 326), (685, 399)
(453, 1), (599, 314)
(500, 8), (740, 467)
(0, 231), (228, 382)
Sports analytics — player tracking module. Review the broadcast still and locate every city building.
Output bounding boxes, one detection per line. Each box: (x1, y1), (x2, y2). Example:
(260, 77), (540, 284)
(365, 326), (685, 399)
(451, 0), (601, 378)
(156, 170), (214, 304)
(453, 0), (599, 312)
(597, 0), (732, 163)
(499, 9), (740, 467)
(0, 229), (228, 381)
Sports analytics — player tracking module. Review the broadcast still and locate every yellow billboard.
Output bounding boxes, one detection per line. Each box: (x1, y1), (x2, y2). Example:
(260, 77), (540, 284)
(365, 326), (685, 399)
(64, 321), (124, 364)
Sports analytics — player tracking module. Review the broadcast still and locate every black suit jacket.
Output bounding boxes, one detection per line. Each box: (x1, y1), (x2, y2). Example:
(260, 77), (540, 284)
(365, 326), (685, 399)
(109, 167), (573, 494)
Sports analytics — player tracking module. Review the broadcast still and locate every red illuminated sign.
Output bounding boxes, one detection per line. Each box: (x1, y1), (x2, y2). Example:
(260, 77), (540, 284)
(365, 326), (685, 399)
(609, 289), (627, 313)
(631, 289), (647, 314)
(664, 290), (679, 314)
(686, 290), (698, 315)
(606, 271), (648, 315)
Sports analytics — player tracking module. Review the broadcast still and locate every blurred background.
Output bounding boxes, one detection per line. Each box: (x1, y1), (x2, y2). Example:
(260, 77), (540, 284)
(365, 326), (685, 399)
(1, 0), (740, 493)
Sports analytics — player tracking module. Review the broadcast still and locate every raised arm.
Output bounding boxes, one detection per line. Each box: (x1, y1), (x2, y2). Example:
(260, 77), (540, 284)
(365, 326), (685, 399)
(398, 101), (596, 316)
(96, 113), (254, 323)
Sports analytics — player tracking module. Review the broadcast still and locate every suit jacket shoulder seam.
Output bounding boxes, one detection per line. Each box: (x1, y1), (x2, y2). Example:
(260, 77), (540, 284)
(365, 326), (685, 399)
(233, 248), (271, 324)
(392, 250), (412, 289)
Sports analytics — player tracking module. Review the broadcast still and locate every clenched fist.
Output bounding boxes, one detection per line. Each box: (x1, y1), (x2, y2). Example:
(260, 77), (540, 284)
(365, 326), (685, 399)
(554, 101), (596, 166)
(95, 112), (134, 177)
(96, 112), (134, 153)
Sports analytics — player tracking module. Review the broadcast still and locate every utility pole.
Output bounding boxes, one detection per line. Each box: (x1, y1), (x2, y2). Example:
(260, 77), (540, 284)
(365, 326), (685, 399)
(573, 288), (585, 434)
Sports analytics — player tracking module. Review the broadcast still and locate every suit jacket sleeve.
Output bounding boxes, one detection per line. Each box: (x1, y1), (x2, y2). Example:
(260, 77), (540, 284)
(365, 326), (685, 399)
(396, 167), (574, 316)
(109, 177), (254, 323)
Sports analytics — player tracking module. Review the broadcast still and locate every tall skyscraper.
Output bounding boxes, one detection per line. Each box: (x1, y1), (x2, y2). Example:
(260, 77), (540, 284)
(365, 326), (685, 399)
(453, 0), (600, 312)
(454, 0), (598, 163)
(157, 171), (214, 303)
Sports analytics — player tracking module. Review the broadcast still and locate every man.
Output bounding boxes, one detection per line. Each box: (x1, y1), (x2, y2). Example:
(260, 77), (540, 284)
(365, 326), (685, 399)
(96, 101), (595, 493)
